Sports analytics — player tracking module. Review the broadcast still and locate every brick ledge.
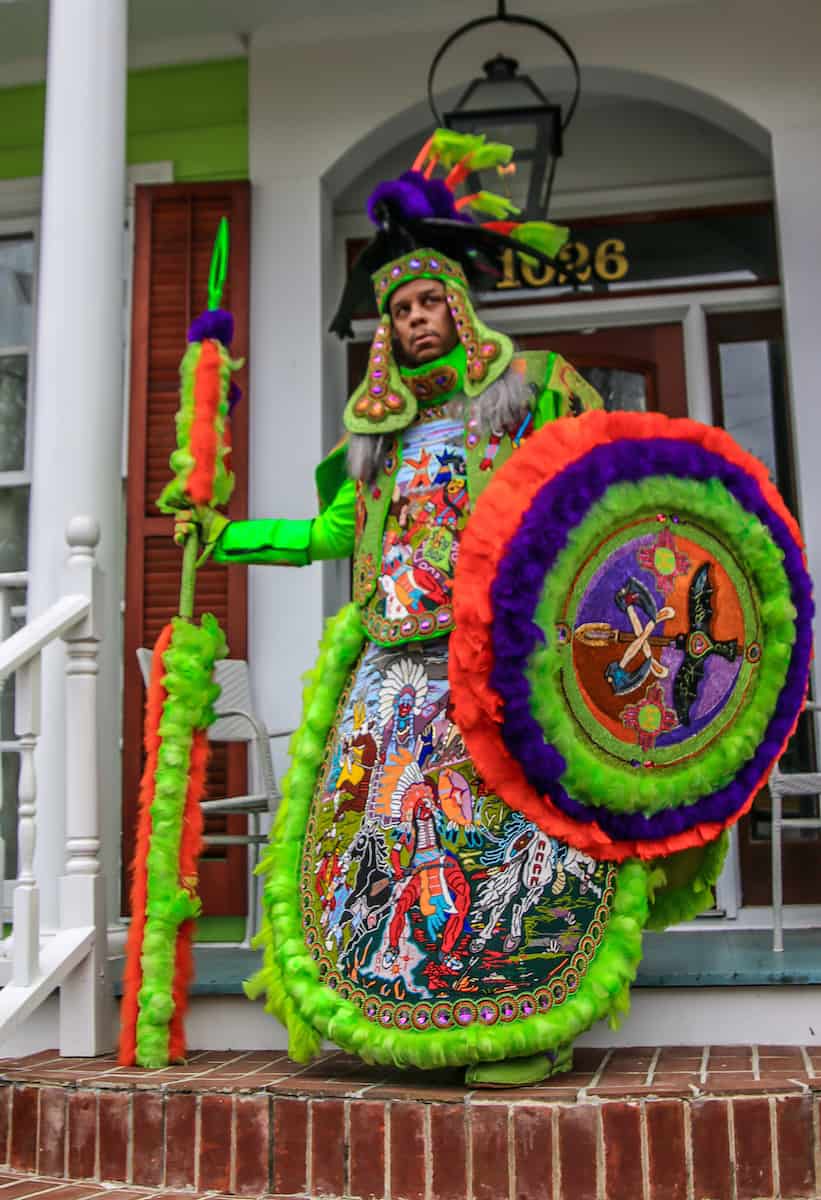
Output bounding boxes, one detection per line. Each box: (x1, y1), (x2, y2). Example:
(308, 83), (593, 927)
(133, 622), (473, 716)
(0, 1047), (818, 1199)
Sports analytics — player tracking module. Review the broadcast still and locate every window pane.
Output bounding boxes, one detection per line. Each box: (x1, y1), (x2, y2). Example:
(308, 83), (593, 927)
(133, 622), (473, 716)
(718, 341), (779, 479)
(0, 486), (29, 573)
(579, 366), (647, 412)
(0, 354), (27, 472)
(0, 238), (34, 350)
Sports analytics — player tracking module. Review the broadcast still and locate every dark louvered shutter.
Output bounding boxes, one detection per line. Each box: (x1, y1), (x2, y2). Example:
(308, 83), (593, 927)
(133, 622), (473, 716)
(123, 182), (250, 917)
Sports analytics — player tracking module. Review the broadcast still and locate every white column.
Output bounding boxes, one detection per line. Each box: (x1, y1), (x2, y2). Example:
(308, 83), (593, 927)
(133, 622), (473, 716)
(771, 122), (821, 700)
(245, 172), (327, 736)
(26, 0), (127, 932)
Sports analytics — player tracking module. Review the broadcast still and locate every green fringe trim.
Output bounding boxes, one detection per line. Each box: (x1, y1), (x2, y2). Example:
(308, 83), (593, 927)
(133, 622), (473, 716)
(462, 192), (521, 220)
(245, 603), (366, 1061)
(136, 614), (227, 1068)
(512, 221), (570, 261)
(528, 475), (796, 815)
(646, 832), (730, 931)
(247, 604), (655, 1070)
(157, 338), (240, 514)
(430, 129), (513, 171)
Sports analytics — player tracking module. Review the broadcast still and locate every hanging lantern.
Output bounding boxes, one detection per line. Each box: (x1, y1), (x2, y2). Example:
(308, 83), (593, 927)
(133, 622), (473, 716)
(427, 0), (580, 220)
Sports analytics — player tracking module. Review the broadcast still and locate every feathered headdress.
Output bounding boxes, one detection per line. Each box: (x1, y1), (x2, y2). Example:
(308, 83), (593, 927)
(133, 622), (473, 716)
(330, 128), (571, 339)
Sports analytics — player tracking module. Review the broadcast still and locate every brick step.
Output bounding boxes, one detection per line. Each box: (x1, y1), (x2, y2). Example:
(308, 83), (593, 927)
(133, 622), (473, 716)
(0, 1047), (819, 1199)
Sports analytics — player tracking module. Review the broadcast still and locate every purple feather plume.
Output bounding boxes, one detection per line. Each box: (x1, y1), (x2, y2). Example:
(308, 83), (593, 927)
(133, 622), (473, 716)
(367, 170), (470, 227)
(187, 308), (234, 345)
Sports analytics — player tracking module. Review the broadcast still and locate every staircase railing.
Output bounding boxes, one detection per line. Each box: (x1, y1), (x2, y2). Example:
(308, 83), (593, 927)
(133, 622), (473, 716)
(0, 516), (113, 1055)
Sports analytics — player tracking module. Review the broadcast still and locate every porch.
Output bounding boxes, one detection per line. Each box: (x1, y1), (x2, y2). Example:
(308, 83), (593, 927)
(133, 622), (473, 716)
(0, 1043), (817, 1200)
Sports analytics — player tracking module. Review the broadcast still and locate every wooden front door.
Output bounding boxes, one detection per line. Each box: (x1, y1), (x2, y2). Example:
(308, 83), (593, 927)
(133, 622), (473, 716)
(123, 182), (251, 919)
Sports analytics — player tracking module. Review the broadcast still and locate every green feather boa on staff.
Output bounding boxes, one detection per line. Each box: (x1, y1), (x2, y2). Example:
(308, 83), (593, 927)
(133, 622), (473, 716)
(119, 219), (241, 1067)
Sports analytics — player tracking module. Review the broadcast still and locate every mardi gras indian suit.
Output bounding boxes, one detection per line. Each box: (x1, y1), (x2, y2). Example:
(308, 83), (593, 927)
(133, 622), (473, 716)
(211, 264), (607, 1059)
(210, 251), (811, 1085)
(207, 253), (698, 1081)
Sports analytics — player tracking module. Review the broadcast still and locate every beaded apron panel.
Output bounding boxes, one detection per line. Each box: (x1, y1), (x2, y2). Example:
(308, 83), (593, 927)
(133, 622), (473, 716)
(361, 414), (468, 645)
(300, 637), (616, 1035)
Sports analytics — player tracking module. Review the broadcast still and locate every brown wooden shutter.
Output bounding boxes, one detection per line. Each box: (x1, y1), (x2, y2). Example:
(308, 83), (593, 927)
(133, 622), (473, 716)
(123, 182), (250, 918)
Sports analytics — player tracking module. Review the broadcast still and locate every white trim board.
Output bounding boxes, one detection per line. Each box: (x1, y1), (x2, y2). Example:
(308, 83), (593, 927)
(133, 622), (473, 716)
(348, 285), (783, 344)
(0, 162), (174, 222)
(1, 987), (818, 1056)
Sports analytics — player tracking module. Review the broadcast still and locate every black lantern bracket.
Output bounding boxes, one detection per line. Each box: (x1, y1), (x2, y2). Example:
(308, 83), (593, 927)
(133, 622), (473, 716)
(426, 0), (581, 221)
(427, 0), (580, 129)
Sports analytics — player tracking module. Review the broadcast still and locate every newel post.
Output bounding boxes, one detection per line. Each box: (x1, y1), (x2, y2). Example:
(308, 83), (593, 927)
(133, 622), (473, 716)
(59, 516), (115, 1054)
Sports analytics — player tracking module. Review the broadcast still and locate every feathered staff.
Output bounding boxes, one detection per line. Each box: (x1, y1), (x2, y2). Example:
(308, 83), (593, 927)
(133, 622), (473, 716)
(119, 219), (241, 1068)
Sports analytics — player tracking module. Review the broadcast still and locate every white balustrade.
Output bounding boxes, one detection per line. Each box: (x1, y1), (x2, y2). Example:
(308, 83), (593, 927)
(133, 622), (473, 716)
(0, 518), (112, 1054)
(12, 658), (39, 987)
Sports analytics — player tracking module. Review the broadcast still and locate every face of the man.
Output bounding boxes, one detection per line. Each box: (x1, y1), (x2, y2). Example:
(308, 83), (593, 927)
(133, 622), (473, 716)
(388, 277), (459, 365)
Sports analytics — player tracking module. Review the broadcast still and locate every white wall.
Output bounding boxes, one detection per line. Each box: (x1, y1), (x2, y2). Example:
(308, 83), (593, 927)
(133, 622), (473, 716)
(336, 96), (769, 218)
(247, 0), (821, 735)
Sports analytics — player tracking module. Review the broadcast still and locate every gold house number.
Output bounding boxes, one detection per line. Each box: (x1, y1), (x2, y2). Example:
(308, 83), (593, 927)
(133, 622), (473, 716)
(496, 237), (630, 289)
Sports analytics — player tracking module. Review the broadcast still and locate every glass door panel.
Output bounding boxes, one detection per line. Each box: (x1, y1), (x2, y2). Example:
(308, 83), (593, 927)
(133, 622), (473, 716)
(577, 366), (648, 412)
(708, 310), (814, 905)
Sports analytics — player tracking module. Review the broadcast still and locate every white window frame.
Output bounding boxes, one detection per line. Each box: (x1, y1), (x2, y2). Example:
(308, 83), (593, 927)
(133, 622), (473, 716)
(0, 165), (173, 910)
(0, 216), (39, 492)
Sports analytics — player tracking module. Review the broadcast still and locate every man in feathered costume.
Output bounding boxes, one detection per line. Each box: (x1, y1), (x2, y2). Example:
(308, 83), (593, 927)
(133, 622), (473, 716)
(185, 131), (811, 1084)
(190, 131), (623, 1085)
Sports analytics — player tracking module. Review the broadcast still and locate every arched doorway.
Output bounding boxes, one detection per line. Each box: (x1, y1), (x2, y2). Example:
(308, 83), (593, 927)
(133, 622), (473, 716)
(328, 84), (814, 917)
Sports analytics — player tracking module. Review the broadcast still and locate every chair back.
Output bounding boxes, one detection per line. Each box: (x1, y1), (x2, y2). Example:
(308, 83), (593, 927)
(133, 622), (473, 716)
(136, 649), (258, 744)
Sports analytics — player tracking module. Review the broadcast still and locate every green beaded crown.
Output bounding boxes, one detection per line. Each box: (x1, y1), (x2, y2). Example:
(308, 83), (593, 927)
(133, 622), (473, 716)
(373, 250), (468, 314)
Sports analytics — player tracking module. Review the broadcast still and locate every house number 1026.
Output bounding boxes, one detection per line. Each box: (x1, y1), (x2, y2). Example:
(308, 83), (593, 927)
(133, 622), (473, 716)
(496, 237), (630, 289)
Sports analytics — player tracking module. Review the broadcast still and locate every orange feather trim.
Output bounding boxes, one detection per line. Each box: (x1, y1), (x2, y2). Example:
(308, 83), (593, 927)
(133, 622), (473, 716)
(480, 219), (519, 236)
(187, 339), (222, 506)
(451, 410), (808, 861)
(411, 134), (435, 174)
(445, 161), (472, 191)
(167, 728), (208, 1062)
(118, 622), (174, 1066)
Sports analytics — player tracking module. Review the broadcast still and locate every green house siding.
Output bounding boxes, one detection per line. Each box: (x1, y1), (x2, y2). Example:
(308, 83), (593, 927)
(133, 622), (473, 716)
(0, 58), (248, 182)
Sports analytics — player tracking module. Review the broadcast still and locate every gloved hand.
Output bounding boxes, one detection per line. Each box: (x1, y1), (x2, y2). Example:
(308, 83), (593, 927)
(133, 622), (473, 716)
(173, 506), (230, 563)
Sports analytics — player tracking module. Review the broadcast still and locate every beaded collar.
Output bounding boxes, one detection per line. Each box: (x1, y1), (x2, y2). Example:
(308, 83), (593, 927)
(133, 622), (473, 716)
(400, 343), (466, 407)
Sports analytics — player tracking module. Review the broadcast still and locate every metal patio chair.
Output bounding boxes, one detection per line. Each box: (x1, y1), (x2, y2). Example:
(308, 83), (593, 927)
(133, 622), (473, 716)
(770, 700), (821, 951)
(137, 649), (288, 942)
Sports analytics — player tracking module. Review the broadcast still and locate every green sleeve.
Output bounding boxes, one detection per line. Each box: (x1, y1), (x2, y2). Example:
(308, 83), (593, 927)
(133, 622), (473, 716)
(310, 476), (357, 560)
(212, 517), (314, 566)
(212, 477), (357, 566)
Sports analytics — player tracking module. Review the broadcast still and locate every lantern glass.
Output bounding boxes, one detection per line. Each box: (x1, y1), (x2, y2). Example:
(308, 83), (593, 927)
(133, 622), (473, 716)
(444, 100), (562, 219)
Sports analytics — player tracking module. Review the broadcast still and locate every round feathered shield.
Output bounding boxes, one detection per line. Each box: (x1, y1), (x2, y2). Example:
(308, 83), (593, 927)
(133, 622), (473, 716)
(450, 410), (813, 861)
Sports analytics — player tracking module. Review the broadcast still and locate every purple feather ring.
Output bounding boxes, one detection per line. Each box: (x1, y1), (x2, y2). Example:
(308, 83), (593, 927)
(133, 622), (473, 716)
(487, 436), (812, 845)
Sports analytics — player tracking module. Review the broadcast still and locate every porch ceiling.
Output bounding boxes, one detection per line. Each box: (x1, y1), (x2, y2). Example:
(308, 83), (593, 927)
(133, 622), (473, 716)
(0, 0), (703, 68)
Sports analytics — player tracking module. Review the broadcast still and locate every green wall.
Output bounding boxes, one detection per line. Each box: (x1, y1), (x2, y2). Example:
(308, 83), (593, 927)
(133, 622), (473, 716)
(0, 58), (248, 182)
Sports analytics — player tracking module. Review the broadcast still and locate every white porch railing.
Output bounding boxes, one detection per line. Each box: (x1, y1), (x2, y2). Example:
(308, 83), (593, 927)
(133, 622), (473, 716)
(0, 516), (113, 1055)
